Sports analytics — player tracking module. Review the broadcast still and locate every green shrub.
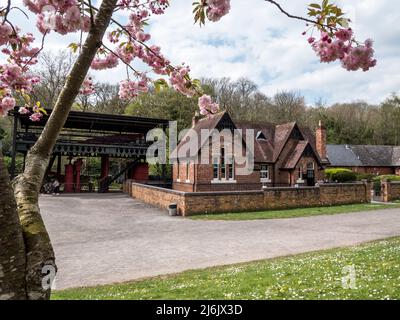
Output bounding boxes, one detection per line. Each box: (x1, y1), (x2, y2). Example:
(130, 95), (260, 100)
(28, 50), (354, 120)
(355, 173), (376, 182)
(372, 175), (400, 182)
(331, 171), (357, 183)
(373, 180), (382, 194)
(325, 168), (354, 182)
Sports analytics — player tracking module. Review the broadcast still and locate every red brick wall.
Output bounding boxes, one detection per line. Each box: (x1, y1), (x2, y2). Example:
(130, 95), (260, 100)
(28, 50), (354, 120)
(172, 159), (263, 192)
(339, 166), (395, 175)
(124, 181), (369, 216)
(129, 181), (186, 215)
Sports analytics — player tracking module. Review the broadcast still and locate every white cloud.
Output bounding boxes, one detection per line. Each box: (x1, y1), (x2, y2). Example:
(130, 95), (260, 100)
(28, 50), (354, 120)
(2, 0), (399, 105)
(147, 0), (400, 105)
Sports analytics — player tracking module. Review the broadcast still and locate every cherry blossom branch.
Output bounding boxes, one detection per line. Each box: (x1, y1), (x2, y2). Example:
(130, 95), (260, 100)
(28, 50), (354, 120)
(264, 0), (330, 29)
(8, 6), (29, 20)
(1, 0), (12, 23)
(113, 0), (153, 12)
(81, 0), (203, 96)
(22, 32), (48, 70)
(1, 0), (18, 35)
(100, 42), (142, 77)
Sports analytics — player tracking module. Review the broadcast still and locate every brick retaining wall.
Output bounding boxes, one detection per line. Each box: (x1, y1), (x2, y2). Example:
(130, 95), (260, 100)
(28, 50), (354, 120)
(124, 180), (370, 216)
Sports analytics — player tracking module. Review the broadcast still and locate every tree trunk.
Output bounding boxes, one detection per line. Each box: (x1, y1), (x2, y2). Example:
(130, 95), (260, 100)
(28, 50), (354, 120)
(0, 152), (27, 300)
(12, 0), (118, 299)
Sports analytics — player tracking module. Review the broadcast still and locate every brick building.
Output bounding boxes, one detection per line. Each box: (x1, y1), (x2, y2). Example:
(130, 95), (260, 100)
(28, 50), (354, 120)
(326, 144), (400, 175)
(172, 112), (329, 192)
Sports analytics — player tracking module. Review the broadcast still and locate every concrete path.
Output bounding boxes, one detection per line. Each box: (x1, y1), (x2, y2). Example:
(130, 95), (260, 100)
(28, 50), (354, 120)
(39, 193), (400, 290)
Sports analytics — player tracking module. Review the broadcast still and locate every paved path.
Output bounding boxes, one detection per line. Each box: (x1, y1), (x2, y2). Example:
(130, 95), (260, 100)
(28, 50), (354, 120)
(39, 193), (400, 289)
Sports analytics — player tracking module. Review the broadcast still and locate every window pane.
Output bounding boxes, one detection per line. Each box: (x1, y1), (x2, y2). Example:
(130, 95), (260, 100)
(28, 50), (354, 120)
(213, 164), (218, 179)
(260, 171), (266, 179)
(260, 164), (268, 179)
(221, 164), (226, 179)
(228, 164), (233, 179)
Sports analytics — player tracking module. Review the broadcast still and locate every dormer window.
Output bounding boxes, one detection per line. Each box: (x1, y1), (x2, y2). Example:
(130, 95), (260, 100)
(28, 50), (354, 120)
(256, 131), (267, 141)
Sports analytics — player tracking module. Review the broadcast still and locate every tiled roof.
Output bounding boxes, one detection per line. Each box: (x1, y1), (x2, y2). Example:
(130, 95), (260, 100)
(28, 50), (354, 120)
(171, 112), (235, 159)
(351, 145), (394, 166)
(234, 120), (276, 163)
(282, 141), (308, 169)
(273, 122), (296, 161)
(327, 144), (400, 167)
(298, 126), (324, 164)
(393, 147), (400, 166)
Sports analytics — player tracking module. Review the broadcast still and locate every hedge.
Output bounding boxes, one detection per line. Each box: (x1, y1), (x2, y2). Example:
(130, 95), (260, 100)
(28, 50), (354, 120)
(324, 168), (357, 182)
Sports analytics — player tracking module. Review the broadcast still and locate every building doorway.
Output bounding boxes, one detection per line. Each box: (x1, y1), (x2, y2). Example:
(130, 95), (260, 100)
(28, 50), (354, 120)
(306, 162), (315, 186)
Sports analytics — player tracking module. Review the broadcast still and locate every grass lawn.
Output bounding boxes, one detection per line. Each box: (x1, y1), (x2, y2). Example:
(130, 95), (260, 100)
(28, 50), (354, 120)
(189, 203), (400, 221)
(53, 237), (400, 300)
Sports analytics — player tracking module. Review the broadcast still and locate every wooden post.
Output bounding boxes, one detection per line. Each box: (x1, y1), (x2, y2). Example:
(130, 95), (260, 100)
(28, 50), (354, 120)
(56, 154), (62, 177)
(100, 155), (110, 192)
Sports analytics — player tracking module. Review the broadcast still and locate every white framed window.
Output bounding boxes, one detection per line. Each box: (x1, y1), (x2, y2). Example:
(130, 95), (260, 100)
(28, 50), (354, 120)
(260, 164), (271, 182)
(211, 150), (236, 183)
(228, 156), (234, 180)
(298, 166), (302, 179)
(297, 165), (304, 183)
(213, 157), (219, 179)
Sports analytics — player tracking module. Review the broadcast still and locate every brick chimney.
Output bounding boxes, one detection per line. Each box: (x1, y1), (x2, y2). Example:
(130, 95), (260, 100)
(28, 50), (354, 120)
(316, 120), (326, 160)
(192, 111), (200, 128)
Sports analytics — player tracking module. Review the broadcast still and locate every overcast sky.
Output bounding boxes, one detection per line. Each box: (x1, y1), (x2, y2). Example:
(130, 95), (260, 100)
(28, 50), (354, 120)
(7, 0), (400, 106)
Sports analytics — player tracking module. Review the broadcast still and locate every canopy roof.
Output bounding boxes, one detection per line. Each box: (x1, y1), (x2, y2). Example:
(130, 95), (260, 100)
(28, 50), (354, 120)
(14, 108), (169, 134)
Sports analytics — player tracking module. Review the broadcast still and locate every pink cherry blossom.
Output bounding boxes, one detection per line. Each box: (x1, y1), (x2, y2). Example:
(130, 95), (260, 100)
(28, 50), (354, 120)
(19, 106), (30, 114)
(335, 28), (353, 42)
(311, 31), (376, 72)
(206, 0), (230, 22)
(0, 96), (16, 117)
(341, 40), (377, 72)
(91, 53), (119, 70)
(118, 76), (149, 100)
(117, 43), (137, 64)
(198, 94), (219, 117)
(169, 65), (195, 97)
(24, 0), (89, 35)
(29, 112), (43, 122)
(80, 77), (95, 95)
(0, 24), (13, 46)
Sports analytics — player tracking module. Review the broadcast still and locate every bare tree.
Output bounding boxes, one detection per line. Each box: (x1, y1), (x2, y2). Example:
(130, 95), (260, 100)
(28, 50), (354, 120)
(93, 83), (128, 114)
(270, 91), (306, 123)
(31, 51), (75, 109)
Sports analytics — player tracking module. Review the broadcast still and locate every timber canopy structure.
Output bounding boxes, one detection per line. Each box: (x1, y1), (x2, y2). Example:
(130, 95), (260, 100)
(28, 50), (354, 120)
(9, 107), (169, 193)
